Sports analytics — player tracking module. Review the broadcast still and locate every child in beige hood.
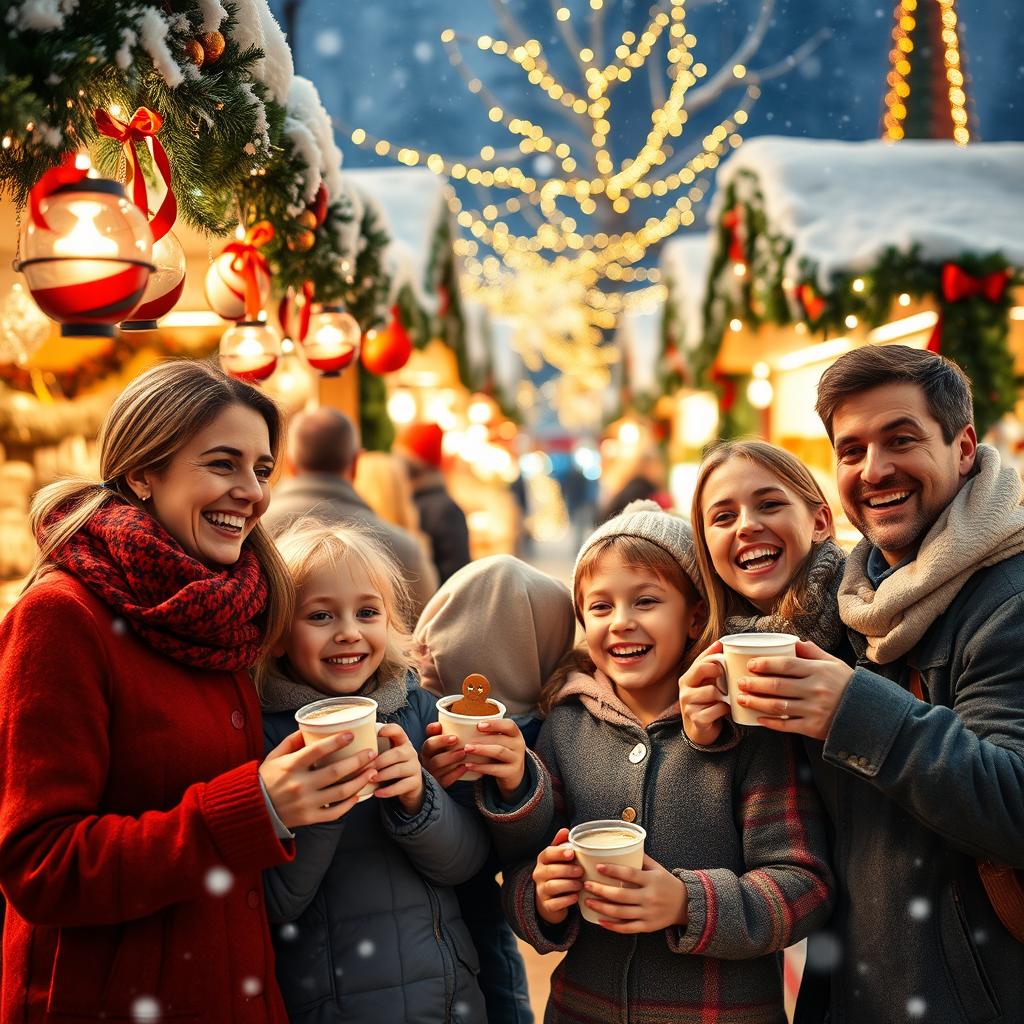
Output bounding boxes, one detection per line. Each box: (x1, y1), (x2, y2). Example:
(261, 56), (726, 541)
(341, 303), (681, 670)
(414, 554), (576, 1024)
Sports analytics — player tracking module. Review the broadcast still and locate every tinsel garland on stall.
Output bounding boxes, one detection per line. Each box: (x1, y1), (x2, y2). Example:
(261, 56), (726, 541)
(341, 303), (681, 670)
(699, 170), (1020, 436)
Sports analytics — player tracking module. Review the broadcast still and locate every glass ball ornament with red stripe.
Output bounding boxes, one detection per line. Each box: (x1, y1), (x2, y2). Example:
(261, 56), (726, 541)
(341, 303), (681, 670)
(219, 320), (282, 383)
(301, 305), (361, 376)
(120, 228), (186, 331)
(16, 178), (154, 338)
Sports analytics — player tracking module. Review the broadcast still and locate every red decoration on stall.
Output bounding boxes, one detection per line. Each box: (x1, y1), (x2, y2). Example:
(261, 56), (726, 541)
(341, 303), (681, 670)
(710, 363), (737, 413)
(94, 107), (177, 242)
(278, 281), (315, 343)
(928, 263), (1011, 353)
(361, 305), (413, 374)
(310, 183), (329, 227)
(721, 207), (746, 264)
(798, 283), (827, 322)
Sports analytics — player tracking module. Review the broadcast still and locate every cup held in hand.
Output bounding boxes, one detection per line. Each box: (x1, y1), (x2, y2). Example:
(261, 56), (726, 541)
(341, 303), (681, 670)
(295, 695), (380, 801)
(436, 693), (506, 781)
(709, 632), (798, 727)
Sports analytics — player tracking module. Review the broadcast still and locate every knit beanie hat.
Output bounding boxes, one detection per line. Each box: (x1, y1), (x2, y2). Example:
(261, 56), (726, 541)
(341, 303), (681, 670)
(394, 422), (444, 468)
(572, 499), (705, 614)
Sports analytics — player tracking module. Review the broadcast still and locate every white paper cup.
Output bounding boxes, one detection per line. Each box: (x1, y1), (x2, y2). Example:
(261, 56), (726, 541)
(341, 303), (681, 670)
(295, 695), (382, 801)
(568, 819), (647, 924)
(436, 694), (507, 782)
(707, 632), (798, 727)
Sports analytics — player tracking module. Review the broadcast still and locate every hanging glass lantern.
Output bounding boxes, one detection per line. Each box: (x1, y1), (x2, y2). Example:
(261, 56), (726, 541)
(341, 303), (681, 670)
(120, 228), (186, 331)
(301, 304), (361, 376)
(16, 178), (154, 338)
(263, 339), (318, 414)
(219, 320), (282, 383)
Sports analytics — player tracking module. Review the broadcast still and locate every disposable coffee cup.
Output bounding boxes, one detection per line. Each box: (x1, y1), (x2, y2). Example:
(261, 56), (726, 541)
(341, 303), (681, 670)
(707, 632), (798, 727)
(568, 819), (647, 924)
(436, 694), (507, 782)
(295, 695), (383, 802)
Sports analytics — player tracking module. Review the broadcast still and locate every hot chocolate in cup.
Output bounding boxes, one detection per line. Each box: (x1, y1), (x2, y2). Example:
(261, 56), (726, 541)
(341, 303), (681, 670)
(707, 632), (799, 727)
(436, 694), (507, 782)
(295, 695), (382, 801)
(568, 819), (647, 924)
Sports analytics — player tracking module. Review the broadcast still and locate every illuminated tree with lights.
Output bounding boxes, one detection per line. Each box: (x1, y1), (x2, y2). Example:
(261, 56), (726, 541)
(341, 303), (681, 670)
(347, 0), (826, 388)
(882, 0), (973, 144)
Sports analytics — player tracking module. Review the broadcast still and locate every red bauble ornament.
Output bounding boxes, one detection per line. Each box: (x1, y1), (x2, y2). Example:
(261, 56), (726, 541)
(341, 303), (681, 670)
(361, 307), (412, 374)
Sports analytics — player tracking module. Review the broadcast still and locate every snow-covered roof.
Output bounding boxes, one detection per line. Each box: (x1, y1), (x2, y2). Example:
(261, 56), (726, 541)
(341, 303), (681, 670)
(711, 137), (1024, 290)
(343, 167), (449, 313)
(659, 233), (711, 351)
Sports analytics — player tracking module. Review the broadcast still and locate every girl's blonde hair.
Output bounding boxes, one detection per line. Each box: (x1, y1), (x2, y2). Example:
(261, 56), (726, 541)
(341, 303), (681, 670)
(263, 520), (415, 696)
(538, 534), (701, 716)
(690, 439), (835, 654)
(25, 359), (294, 654)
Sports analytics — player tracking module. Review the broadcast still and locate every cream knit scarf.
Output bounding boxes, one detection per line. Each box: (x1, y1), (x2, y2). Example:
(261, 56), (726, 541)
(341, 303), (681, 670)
(838, 444), (1024, 664)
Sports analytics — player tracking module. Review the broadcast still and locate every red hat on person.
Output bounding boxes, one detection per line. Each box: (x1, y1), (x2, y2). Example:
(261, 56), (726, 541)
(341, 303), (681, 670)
(395, 422), (444, 468)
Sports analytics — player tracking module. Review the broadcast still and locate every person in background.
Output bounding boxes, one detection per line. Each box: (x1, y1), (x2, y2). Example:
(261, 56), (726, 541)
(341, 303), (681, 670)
(0, 360), (347, 1022)
(415, 554), (577, 1024)
(393, 421), (471, 583)
(264, 408), (437, 618)
(352, 449), (433, 565)
(260, 522), (489, 1023)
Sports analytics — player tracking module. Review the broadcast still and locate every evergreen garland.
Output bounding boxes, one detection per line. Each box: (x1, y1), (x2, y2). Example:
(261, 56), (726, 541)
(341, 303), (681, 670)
(0, 1), (274, 235)
(699, 172), (1020, 436)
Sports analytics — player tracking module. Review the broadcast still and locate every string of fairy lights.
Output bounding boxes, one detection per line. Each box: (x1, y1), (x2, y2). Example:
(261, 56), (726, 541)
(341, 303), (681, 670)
(882, 0), (969, 145)
(348, 0), (766, 382)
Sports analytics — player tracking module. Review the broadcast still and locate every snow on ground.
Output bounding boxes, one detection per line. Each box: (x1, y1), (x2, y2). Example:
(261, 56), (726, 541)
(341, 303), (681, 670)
(711, 137), (1024, 289)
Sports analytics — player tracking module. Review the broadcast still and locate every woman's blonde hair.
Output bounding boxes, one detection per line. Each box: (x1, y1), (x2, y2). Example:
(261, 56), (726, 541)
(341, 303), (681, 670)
(690, 439), (835, 654)
(25, 359), (294, 655)
(263, 520), (415, 696)
(538, 534), (701, 716)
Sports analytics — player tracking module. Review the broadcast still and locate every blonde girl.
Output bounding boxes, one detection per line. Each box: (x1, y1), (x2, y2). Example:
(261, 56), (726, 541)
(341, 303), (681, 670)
(259, 522), (488, 1024)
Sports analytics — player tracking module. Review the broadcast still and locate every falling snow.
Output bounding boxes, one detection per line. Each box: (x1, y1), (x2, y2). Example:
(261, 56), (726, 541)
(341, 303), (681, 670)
(131, 996), (161, 1022)
(356, 939), (375, 958)
(241, 976), (263, 997)
(204, 865), (234, 895)
(906, 996), (927, 1018)
(805, 932), (843, 972)
(907, 897), (931, 921)
(279, 923), (299, 941)
(315, 28), (343, 57)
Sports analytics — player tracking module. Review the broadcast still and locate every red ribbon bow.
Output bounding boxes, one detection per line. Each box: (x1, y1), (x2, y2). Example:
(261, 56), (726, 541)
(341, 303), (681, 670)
(798, 283), (827, 322)
(928, 263), (1011, 353)
(941, 263), (1011, 305)
(721, 207), (746, 264)
(223, 222), (275, 321)
(29, 153), (88, 230)
(94, 106), (177, 242)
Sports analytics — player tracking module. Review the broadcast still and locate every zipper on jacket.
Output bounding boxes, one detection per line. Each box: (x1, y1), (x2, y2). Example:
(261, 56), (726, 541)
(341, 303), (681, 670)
(425, 882), (457, 1022)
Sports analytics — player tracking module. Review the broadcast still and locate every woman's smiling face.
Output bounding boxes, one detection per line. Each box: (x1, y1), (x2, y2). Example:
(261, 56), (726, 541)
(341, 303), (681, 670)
(700, 457), (831, 612)
(128, 404), (274, 567)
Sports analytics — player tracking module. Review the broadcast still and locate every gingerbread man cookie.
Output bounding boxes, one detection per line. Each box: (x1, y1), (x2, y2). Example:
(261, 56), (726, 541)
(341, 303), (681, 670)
(449, 673), (498, 716)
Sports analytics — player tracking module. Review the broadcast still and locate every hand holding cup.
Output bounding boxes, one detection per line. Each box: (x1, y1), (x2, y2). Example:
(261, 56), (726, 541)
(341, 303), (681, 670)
(533, 827), (584, 926)
(678, 641), (731, 745)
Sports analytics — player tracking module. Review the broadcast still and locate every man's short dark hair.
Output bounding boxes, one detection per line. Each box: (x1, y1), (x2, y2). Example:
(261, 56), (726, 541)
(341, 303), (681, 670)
(815, 345), (973, 444)
(289, 408), (359, 474)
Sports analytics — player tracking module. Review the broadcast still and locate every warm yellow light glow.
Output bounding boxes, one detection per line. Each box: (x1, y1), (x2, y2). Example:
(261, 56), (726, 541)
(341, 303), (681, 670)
(868, 311), (939, 344)
(53, 201), (119, 257)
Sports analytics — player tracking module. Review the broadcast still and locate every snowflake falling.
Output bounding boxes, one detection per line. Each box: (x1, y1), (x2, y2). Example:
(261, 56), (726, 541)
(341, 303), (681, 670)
(907, 897), (931, 921)
(279, 923), (299, 942)
(805, 932), (843, 971)
(204, 866), (234, 896)
(131, 996), (161, 1022)
(356, 939), (375, 958)
(314, 29), (342, 57)
(907, 996), (927, 1018)
(241, 977), (263, 997)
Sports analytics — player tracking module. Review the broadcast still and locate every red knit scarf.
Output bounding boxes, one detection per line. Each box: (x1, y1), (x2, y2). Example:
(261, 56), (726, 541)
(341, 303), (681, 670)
(46, 501), (269, 671)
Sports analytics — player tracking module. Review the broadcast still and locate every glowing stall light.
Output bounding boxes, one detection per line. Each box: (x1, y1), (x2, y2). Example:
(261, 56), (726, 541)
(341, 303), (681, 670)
(618, 420), (641, 447)
(746, 361), (773, 410)
(387, 389), (417, 425)
(520, 450), (553, 478)
(675, 390), (719, 449)
(574, 445), (601, 481)
(468, 393), (498, 425)
(868, 310), (939, 344)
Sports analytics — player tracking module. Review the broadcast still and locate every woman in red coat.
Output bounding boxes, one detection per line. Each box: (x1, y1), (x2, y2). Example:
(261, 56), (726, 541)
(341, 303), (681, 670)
(0, 361), (380, 1023)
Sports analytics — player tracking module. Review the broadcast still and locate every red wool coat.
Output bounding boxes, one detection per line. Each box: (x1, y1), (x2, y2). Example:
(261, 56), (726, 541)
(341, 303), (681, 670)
(0, 572), (293, 1023)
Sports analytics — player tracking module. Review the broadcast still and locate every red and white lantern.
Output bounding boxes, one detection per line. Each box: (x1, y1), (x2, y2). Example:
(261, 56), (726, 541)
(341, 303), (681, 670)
(302, 305), (361, 376)
(17, 178), (154, 338)
(120, 228), (186, 330)
(205, 248), (271, 321)
(219, 320), (282, 383)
